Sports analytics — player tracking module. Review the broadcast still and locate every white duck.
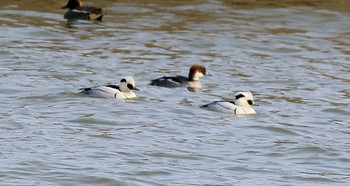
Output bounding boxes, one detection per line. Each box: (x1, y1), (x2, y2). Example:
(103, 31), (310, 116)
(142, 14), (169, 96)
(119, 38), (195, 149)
(202, 91), (256, 115)
(80, 76), (138, 100)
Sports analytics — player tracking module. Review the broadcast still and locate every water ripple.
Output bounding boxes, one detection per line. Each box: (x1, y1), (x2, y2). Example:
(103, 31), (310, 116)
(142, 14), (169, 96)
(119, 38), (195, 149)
(1, 0), (350, 185)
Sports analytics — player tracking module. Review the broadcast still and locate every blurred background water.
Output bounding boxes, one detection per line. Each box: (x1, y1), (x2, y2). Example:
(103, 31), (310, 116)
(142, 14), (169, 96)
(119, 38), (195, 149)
(0, 0), (349, 185)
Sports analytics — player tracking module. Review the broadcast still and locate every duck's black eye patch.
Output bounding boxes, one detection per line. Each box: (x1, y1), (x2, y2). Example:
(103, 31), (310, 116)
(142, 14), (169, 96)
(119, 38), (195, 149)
(127, 84), (134, 89)
(235, 94), (245, 100)
(121, 79), (126, 83)
(247, 100), (253, 105)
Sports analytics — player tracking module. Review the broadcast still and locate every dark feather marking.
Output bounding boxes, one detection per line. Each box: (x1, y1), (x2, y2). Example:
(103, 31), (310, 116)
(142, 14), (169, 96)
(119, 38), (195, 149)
(105, 85), (120, 90)
(235, 94), (245, 100)
(149, 76), (188, 87)
(216, 101), (235, 110)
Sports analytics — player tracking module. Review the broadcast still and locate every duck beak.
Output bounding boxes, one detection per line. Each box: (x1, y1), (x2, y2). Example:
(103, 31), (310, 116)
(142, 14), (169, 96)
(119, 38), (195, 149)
(251, 101), (259, 106)
(133, 87), (140, 91)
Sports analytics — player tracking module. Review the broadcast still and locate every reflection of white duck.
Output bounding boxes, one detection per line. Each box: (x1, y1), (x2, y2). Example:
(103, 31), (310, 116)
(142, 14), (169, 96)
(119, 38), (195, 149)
(149, 65), (207, 90)
(80, 76), (139, 100)
(202, 91), (256, 115)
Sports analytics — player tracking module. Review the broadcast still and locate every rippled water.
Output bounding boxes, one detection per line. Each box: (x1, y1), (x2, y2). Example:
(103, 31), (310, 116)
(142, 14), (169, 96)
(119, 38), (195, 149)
(1, 0), (350, 185)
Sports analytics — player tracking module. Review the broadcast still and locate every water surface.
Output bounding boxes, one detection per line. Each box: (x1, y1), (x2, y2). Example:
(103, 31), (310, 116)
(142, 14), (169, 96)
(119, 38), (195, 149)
(0, 0), (349, 185)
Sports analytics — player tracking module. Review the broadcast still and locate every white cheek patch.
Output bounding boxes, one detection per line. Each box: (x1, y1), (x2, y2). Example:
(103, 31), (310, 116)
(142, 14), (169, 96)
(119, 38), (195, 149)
(197, 72), (204, 78)
(192, 72), (204, 80)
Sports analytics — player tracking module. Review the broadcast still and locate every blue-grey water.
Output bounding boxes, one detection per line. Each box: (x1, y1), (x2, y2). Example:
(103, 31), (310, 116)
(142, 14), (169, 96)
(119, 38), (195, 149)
(1, 0), (349, 185)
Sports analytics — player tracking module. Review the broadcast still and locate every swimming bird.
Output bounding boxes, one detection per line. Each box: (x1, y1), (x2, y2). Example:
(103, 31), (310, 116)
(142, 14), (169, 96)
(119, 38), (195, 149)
(202, 91), (256, 115)
(62, 0), (103, 21)
(80, 76), (139, 99)
(149, 65), (207, 91)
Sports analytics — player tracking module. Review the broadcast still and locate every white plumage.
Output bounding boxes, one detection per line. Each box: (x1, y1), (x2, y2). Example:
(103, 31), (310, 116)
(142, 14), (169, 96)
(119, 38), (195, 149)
(202, 91), (256, 115)
(80, 76), (138, 100)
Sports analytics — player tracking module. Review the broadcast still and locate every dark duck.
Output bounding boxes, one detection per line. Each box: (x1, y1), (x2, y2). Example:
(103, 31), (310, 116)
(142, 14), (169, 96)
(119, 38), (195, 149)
(149, 65), (207, 92)
(62, 0), (103, 21)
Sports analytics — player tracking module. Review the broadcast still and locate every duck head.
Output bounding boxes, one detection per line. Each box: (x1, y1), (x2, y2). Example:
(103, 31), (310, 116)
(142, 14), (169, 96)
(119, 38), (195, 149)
(188, 65), (207, 81)
(62, 0), (83, 9)
(234, 91), (255, 107)
(119, 76), (139, 92)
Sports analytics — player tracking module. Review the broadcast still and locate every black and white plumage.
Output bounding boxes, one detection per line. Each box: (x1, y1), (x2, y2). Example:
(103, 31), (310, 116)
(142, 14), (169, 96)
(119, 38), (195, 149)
(202, 91), (256, 115)
(149, 65), (207, 90)
(150, 76), (188, 88)
(80, 76), (138, 100)
(62, 0), (103, 21)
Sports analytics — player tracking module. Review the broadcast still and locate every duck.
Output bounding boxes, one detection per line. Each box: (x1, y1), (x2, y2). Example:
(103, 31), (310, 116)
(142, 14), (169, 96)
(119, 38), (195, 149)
(62, 0), (103, 21)
(80, 76), (139, 99)
(149, 65), (207, 91)
(202, 91), (256, 115)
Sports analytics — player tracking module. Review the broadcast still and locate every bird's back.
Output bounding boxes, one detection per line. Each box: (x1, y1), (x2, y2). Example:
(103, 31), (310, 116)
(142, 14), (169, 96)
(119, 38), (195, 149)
(149, 76), (188, 88)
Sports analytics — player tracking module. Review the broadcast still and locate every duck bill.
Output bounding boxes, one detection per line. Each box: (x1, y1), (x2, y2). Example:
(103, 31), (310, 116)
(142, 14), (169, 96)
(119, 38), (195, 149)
(133, 87), (140, 91)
